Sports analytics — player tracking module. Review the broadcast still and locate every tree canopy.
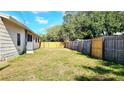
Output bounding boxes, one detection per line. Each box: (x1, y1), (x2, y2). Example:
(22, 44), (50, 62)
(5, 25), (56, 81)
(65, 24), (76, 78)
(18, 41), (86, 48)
(40, 25), (62, 42)
(41, 11), (124, 42)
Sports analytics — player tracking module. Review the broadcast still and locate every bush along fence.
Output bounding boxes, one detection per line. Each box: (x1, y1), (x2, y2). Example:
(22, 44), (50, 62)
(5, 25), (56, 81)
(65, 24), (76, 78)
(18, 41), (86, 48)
(65, 36), (124, 64)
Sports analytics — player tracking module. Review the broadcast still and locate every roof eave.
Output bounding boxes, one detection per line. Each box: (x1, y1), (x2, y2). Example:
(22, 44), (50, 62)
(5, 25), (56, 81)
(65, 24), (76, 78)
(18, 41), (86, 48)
(0, 14), (40, 37)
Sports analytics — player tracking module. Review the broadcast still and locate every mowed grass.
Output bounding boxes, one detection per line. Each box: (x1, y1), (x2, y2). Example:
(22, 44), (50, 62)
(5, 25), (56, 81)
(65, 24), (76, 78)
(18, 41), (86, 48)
(0, 48), (124, 80)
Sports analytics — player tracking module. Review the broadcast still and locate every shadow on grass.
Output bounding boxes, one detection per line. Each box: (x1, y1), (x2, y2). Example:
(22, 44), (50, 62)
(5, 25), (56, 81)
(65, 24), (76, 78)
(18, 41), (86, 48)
(0, 64), (10, 71)
(76, 51), (124, 70)
(100, 61), (124, 69)
(75, 65), (124, 80)
(113, 70), (124, 76)
(75, 75), (117, 81)
(74, 65), (118, 81)
(76, 52), (102, 60)
(81, 65), (112, 74)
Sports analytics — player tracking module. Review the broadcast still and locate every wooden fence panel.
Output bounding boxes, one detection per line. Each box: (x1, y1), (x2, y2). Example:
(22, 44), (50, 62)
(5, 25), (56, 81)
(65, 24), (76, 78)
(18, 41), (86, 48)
(73, 41), (79, 50)
(91, 37), (103, 59)
(70, 42), (73, 50)
(70, 42), (73, 49)
(82, 39), (91, 55)
(104, 36), (124, 64)
(65, 42), (69, 48)
(77, 41), (83, 52)
(41, 42), (64, 48)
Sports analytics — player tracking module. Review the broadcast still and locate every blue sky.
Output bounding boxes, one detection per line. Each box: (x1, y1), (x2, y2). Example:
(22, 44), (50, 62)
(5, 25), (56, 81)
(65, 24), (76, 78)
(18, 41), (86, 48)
(0, 11), (64, 35)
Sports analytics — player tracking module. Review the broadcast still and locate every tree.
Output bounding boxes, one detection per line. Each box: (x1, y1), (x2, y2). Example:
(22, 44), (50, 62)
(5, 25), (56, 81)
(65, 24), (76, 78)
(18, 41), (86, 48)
(61, 11), (124, 41)
(41, 11), (124, 42)
(41, 25), (63, 42)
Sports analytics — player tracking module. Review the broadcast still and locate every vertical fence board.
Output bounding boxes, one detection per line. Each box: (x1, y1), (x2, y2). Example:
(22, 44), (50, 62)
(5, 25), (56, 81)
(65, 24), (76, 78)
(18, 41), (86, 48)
(65, 35), (124, 64)
(77, 40), (83, 52)
(104, 36), (124, 64)
(41, 42), (64, 48)
(82, 39), (91, 55)
(91, 37), (103, 59)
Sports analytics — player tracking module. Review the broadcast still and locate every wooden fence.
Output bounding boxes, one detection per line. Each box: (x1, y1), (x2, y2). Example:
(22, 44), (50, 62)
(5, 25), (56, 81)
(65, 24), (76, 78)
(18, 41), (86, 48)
(41, 42), (65, 48)
(104, 36), (124, 64)
(65, 36), (124, 64)
(82, 39), (91, 55)
(91, 37), (103, 59)
(77, 40), (83, 52)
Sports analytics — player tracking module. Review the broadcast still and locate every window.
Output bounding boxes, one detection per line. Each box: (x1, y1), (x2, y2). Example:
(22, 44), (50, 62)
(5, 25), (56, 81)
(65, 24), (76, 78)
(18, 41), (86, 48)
(27, 34), (32, 42)
(38, 38), (39, 42)
(35, 37), (37, 42)
(17, 33), (21, 46)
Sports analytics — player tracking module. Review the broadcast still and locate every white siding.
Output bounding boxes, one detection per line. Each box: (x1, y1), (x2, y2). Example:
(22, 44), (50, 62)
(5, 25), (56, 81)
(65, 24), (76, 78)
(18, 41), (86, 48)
(0, 18), (25, 60)
(0, 18), (2, 60)
(33, 36), (40, 49)
(27, 32), (40, 50)
(0, 16), (40, 61)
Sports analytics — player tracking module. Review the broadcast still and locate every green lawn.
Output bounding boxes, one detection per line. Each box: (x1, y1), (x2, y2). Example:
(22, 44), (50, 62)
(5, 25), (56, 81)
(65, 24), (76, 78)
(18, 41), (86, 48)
(0, 48), (124, 81)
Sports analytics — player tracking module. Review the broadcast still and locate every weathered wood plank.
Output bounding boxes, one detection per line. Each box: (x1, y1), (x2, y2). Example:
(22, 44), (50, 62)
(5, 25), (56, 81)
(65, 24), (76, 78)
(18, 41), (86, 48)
(104, 36), (124, 64)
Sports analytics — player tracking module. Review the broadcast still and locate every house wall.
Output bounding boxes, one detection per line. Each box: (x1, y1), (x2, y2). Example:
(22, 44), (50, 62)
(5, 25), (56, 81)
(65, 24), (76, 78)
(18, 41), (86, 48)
(33, 35), (40, 49)
(0, 17), (25, 60)
(26, 31), (40, 52)
(0, 17), (3, 60)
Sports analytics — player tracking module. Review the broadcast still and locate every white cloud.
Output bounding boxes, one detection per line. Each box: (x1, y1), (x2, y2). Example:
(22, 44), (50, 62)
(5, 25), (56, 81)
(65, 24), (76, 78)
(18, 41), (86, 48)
(32, 11), (40, 14)
(35, 16), (48, 24)
(32, 11), (48, 14)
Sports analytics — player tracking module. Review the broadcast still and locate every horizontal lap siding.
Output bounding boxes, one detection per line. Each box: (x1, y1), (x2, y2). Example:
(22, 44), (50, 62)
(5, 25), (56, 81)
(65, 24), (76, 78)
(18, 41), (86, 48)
(4, 19), (26, 55)
(104, 36), (124, 64)
(0, 18), (2, 60)
(91, 37), (103, 59)
(82, 39), (91, 55)
(0, 17), (18, 60)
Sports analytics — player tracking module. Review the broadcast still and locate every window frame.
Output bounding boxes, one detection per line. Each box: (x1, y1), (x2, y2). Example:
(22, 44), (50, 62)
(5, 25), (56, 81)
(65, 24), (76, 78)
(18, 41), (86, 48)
(17, 33), (21, 46)
(27, 34), (32, 42)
